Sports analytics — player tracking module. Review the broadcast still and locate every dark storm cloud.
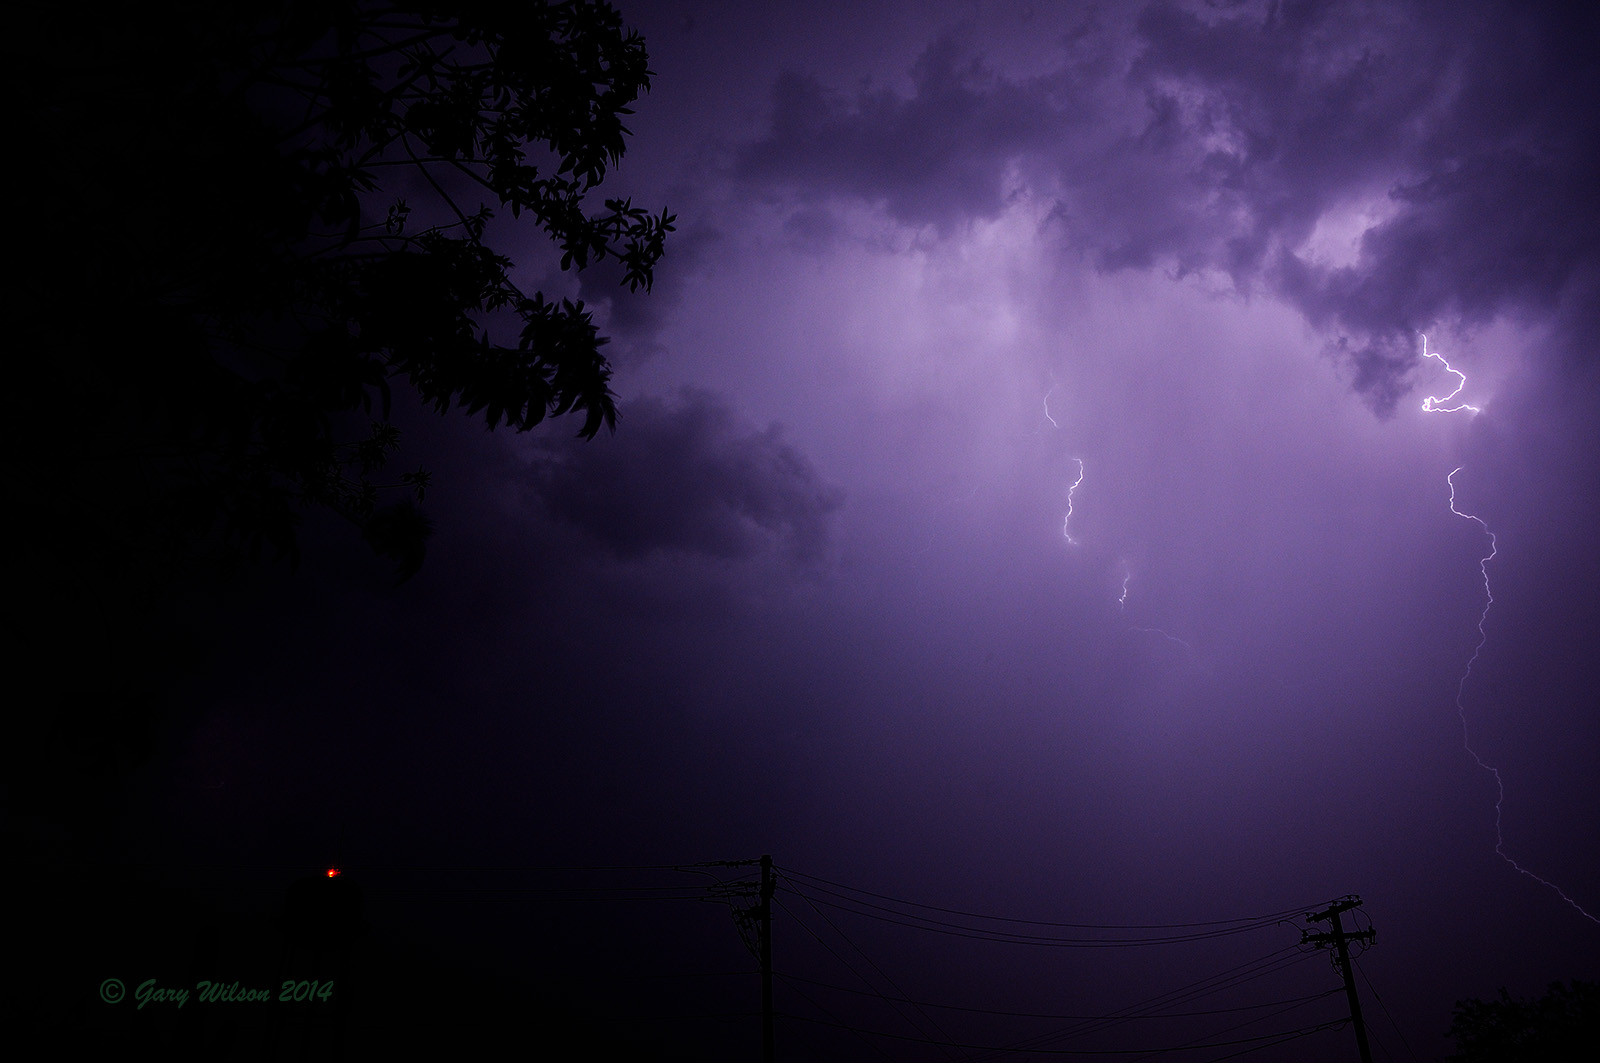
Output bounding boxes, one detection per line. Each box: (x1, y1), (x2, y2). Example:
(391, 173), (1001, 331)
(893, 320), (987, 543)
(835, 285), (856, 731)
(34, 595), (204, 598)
(527, 387), (842, 563)
(1132, 0), (1600, 406)
(738, 37), (1067, 232)
(1089, 2), (1458, 320)
(736, 0), (1600, 408)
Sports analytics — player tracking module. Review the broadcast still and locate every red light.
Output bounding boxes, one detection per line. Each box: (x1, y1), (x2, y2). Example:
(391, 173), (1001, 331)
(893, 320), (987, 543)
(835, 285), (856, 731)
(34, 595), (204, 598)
(326, 868), (340, 878)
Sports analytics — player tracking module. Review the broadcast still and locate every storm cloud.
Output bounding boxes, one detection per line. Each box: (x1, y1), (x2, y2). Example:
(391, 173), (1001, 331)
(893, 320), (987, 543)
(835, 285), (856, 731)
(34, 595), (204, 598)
(737, 0), (1600, 409)
(527, 387), (842, 564)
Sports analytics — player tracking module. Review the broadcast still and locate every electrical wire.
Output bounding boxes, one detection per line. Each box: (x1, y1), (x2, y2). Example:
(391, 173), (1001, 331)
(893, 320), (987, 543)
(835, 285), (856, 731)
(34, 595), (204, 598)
(786, 892), (1298, 948)
(779, 870), (1320, 947)
(123, 854), (1371, 1060)
(781, 871), (972, 1061)
(778, 974), (900, 1061)
(775, 894), (970, 1061)
(780, 867), (1316, 929)
(1191, 1020), (1348, 1063)
(775, 972), (1341, 1023)
(962, 948), (1326, 1060)
(1353, 953), (1421, 1063)
(772, 1012), (1351, 1056)
(1120, 988), (1345, 1063)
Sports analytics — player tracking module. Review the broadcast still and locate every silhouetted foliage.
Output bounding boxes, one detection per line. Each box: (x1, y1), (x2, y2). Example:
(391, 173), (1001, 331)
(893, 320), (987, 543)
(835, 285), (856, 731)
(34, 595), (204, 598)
(11, 0), (671, 834)
(20, 0), (673, 578)
(1447, 980), (1598, 1062)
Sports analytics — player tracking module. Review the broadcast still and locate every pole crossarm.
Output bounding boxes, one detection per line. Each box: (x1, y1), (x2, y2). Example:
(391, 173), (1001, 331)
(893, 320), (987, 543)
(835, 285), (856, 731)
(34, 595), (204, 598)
(1301, 895), (1375, 1063)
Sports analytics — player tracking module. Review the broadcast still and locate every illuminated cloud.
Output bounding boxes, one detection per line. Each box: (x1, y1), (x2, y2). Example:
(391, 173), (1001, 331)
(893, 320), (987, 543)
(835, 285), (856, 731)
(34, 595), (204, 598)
(735, 1), (1600, 408)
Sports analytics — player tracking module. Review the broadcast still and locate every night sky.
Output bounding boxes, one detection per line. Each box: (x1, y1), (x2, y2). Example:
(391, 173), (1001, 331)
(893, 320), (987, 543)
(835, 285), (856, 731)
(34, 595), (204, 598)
(43, 1), (1600, 1059)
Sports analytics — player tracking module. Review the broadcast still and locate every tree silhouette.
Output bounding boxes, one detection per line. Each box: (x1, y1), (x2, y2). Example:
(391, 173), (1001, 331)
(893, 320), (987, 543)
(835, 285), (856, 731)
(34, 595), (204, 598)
(1447, 980), (1598, 1062)
(21, 0), (674, 578)
(12, 0), (673, 837)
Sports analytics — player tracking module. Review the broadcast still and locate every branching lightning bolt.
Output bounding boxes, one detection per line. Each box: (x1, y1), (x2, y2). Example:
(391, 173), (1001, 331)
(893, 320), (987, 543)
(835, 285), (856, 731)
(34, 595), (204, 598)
(1422, 336), (1598, 923)
(1420, 334), (1481, 414)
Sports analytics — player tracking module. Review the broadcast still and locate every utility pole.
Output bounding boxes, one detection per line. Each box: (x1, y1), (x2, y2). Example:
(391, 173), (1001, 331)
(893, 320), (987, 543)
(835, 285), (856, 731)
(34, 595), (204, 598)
(760, 854), (775, 1063)
(715, 856), (777, 1063)
(1303, 895), (1375, 1063)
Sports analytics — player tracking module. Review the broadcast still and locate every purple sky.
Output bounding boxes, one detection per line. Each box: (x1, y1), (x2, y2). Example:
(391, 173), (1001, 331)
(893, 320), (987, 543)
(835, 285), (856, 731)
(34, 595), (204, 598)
(123, 1), (1597, 1057)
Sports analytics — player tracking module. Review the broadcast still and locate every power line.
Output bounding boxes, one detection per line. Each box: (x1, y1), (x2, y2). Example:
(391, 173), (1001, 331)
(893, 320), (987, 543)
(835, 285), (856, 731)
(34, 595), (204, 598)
(770, 884), (1338, 1063)
(964, 948), (1328, 1060)
(778, 974), (900, 1062)
(1122, 988), (1346, 1063)
(775, 894), (969, 1061)
(1352, 953), (1421, 1063)
(773, 1012), (1350, 1056)
(1190, 1021), (1348, 1063)
(775, 973), (1342, 1023)
(129, 854), (1370, 1061)
(781, 884), (1301, 947)
(780, 871), (971, 1061)
(779, 866), (1313, 931)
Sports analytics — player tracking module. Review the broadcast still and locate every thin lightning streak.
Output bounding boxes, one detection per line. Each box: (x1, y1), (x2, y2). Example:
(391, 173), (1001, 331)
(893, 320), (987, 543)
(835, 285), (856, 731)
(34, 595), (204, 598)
(1422, 337), (1598, 923)
(1131, 624), (1198, 656)
(1044, 387), (1199, 661)
(1442, 470), (1598, 923)
(1063, 457), (1084, 545)
(1115, 560), (1199, 657)
(1039, 383), (1079, 544)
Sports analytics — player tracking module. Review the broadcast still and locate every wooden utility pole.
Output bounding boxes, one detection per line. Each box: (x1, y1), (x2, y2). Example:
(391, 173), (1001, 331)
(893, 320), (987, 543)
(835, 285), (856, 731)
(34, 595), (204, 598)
(760, 854), (775, 1063)
(1303, 896), (1375, 1063)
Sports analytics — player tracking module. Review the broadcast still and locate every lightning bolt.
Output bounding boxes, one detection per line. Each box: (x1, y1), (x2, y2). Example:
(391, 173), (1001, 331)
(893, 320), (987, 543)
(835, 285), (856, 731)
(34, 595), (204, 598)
(1118, 562), (1199, 655)
(1043, 379), (1079, 543)
(1043, 387), (1201, 665)
(1420, 333), (1481, 414)
(1421, 336), (1598, 923)
(1063, 457), (1084, 544)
